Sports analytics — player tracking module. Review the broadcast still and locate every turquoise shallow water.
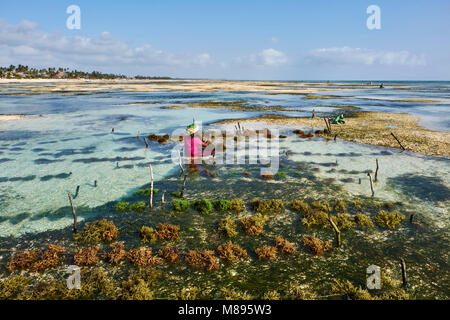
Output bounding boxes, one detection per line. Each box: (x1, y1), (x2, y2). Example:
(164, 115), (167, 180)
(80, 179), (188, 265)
(0, 81), (449, 236)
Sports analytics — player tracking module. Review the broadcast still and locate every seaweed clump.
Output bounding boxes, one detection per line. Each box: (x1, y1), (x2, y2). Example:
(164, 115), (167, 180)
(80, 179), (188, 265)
(213, 199), (229, 213)
(140, 223), (180, 243)
(311, 201), (332, 212)
(105, 243), (127, 264)
(172, 199), (190, 213)
(301, 210), (329, 228)
(216, 241), (247, 263)
(185, 250), (219, 271)
(158, 245), (179, 263)
(114, 201), (130, 212)
(140, 226), (157, 244)
(0, 275), (30, 299)
(250, 199), (284, 214)
(240, 213), (269, 236)
(135, 188), (159, 197)
(275, 236), (296, 254)
(332, 200), (347, 212)
(31, 245), (66, 272)
(373, 210), (405, 229)
(303, 235), (332, 256)
(290, 200), (311, 215)
(73, 246), (100, 266)
(127, 248), (163, 268)
(74, 219), (120, 244)
(6, 250), (41, 272)
(331, 279), (373, 300)
(228, 198), (245, 214)
(130, 201), (147, 213)
(218, 218), (237, 238)
(354, 213), (374, 228)
(192, 199), (213, 216)
(255, 246), (277, 261)
(120, 274), (154, 300)
(329, 213), (356, 231)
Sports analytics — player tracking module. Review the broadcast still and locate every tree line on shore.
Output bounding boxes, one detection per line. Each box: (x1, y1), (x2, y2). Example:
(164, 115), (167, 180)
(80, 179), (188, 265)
(0, 65), (171, 80)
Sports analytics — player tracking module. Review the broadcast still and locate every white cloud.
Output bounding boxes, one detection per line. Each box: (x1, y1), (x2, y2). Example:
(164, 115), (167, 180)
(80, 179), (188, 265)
(0, 19), (213, 75)
(306, 46), (426, 66)
(271, 37), (279, 44)
(237, 48), (288, 67)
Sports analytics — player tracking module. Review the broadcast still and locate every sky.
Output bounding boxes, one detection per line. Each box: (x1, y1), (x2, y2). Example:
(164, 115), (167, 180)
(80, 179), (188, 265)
(1, 0), (449, 80)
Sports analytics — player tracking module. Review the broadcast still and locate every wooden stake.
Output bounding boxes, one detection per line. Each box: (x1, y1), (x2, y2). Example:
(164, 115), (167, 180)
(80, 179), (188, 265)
(391, 132), (406, 150)
(161, 190), (165, 209)
(137, 131), (140, 140)
(374, 159), (379, 182)
(409, 214), (415, 223)
(400, 258), (407, 291)
(367, 172), (375, 197)
(323, 118), (330, 133)
(180, 174), (187, 198)
(327, 118), (333, 134)
(68, 193), (77, 233)
(328, 217), (341, 247)
(144, 137), (149, 149)
(149, 164), (154, 209)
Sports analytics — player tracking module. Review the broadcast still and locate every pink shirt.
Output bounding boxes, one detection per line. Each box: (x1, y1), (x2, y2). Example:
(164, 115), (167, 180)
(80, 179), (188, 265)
(184, 136), (203, 157)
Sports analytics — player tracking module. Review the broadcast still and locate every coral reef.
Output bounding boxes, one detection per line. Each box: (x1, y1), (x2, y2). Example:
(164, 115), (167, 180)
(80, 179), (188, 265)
(127, 248), (163, 268)
(158, 245), (179, 263)
(275, 236), (296, 254)
(218, 218), (238, 238)
(73, 246), (100, 266)
(105, 243), (127, 264)
(303, 235), (332, 256)
(74, 219), (120, 244)
(192, 199), (213, 216)
(114, 201), (130, 212)
(250, 199), (284, 214)
(172, 199), (190, 213)
(241, 213), (269, 236)
(185, 250), (219, 271)
(373, 210), (405, 229)
(216, 241), (247, 262)
(255, 246), (277, 261)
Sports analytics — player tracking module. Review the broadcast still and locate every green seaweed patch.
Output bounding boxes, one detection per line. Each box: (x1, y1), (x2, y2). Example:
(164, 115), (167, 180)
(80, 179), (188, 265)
(290, 200), (311, 215)
(213, 199), (229, 213)
(172, 199), (190, 213)
(140, 226), (157, 244)
(275, 172), (286, 179)
(171, 191), (182, 198)
(130, 201), (147, 213)
(301, 210), (329, 228)
(192, 199), (213, 216)
(373, 210), (405, 229)
(114, 201), (130, 212)
(228, 198), (245, 214)
(354, 213), (374, 228)
(218, 218), (238, 238)
(311, 201), (332, 213)
(74, 219), (120, 244)
(332, 200), (347, 212)
(329, 213), (356, 231)
(134, 188), (159, 197)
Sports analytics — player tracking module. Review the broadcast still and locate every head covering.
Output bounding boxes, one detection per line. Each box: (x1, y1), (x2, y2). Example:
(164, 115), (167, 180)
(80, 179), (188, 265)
(186, 122), (199, 135)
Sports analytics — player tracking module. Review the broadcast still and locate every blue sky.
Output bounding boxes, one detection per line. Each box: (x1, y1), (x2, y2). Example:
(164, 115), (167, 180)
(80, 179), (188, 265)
(1, 0), (449, 79)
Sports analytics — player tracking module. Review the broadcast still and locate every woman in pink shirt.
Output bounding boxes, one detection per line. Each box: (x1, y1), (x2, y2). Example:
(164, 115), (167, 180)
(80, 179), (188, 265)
(184, 122), (212, 164)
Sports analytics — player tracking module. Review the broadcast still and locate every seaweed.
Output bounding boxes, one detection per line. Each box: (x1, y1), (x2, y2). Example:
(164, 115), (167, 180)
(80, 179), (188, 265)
(373, 210), (405, 229)
(130, 201), (147, 213)
(329, 213), (356, 231)
(105, 242), (127, 264)
(301, 210), (329, 228)
(303, 235), (332, 256)
(31, 245), (66, 272)
(228, 198), (245, 214)
(6, 250), (41, 272)
(73, 246), (100, 266)
(216, 241), (247, 262)
(120, 275), (153, 300)
(352, 200), (364, 210)
(255, 246), (277, 261)
(172, 199), (190, 213)
(135, 188), (159, 197)
(311, 201), (332, 212)
(74, 219), (120, 244)
(220, 288), (253, 300)
(213, 199), (229, 213)
(332, 200), (347, 212)
(176, 286), (211, 300)
(275, 236), (296, 254)
(171, 191), (182, 198)
(158, 245), (179, 263)
(218, 218), (238, 238)
(286, 284), (317, 300)
(114, 201), (130, 212)
(241, 213), (269, 236)
(354, 213), (374, 228)
(331, 279), (373, 300)
(275, 172), (286, 179)
(140, 226), (157, 244)
(192, 199), (213, 216)
(290, 200), (311, 215)
(185, 250), (219, 271)
(260, 173), (274, 180)
(127, 247), (163, 268)
(262, 290), (280, 300)
(0, 275), (31, 299)
(250, 199), (284, 214)
(155, 223), (180, 241)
